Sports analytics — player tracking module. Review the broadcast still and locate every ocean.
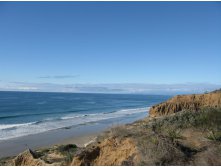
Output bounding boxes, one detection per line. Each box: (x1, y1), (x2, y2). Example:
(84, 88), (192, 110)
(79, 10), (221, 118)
(0, 91), (171, 140)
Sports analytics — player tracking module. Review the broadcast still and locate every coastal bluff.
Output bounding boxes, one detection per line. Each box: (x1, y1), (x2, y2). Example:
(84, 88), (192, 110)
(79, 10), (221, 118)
(1, 90), (221, 166)
(149, 89), (221, 117)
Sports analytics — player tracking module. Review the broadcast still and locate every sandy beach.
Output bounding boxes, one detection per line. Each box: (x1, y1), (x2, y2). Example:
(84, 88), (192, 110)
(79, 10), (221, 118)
(0, 122), (106, 158)
(0, 112), (146, 158)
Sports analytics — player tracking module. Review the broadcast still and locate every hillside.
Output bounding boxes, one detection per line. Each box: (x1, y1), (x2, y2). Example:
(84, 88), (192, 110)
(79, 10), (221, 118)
(1, 90), (221, 166)
(149, 90), (221, 117)
(71, 107), (221, 165)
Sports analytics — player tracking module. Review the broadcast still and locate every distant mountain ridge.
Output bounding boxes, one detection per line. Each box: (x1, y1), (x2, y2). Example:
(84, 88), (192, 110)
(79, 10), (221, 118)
(149, 89), (221, 117)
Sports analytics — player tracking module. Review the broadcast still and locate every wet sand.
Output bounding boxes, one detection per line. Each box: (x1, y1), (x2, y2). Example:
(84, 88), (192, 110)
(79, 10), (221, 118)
(0, 122), (108, 158)
(0, 112), (146, 158)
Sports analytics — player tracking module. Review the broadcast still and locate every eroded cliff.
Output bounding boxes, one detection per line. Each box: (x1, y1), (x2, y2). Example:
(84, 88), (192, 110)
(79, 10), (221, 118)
(149, 91), (221, 117)
(1, 90), (221, 166)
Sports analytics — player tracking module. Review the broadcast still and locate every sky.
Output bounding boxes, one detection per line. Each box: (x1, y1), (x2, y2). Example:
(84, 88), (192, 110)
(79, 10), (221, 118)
(0, 2), (221, 94)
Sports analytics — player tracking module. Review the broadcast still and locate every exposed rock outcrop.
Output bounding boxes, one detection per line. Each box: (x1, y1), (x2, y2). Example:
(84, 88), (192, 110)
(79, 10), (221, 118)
(13, 149), (47, 166)
(1, 90), (221, 166)
(71, 107), (221, 166)
(149, 91), (221, 117)
(71, 137), (139, 166)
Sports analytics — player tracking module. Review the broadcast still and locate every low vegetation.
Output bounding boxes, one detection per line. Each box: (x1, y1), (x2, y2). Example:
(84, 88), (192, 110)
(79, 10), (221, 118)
(94, 107), (221, 165)
(28, 144), (78, 165)
(1, 107), (221, 165)
(139, 107), (221, 165)
(149, 107), (221, 131)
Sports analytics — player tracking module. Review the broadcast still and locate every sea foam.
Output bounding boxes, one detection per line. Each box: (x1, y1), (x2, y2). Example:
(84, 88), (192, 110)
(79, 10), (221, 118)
(0, 107), (149, 140)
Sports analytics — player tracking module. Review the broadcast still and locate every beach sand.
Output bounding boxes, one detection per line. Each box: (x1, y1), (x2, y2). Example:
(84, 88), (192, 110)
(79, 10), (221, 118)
(0, 123), (106, 158)
(0, 112), (146, 158)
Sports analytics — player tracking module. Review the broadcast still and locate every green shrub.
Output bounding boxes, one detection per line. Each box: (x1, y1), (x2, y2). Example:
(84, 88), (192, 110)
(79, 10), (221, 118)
(56, 144), (78, 164)
(57, 144), (77, 155)
(63, 152), (74, 164)
(206, 131), (221, 141)
(151, 108), (221, 132)
(166, 128), (182, 142)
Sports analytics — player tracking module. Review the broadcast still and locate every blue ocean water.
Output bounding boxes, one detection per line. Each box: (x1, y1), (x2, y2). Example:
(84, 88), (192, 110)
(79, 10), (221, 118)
(0, 91), (171, 140)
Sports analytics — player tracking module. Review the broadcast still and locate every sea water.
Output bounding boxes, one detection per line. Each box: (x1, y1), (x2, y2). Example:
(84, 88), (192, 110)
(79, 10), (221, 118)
(0, 91), (171, 140)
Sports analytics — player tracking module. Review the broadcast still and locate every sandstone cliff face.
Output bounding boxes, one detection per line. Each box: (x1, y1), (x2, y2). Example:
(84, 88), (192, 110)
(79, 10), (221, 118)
(13, 149), (47, 166)
(149, 91), (221, 117)
(2, 108), (221, 166)
(9, 138), (139, 166)
(71, 137), (139, 166)
(1, 90), (221, 166)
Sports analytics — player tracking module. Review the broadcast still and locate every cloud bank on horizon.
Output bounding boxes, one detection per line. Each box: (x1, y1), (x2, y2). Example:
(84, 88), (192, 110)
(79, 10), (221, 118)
(38, 75), (79, 79)
(0, 81), (220, 95)
(0, 2), (220, 89)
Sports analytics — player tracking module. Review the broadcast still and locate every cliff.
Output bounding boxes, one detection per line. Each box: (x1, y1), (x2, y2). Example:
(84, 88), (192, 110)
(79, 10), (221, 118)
(5, 107), (220, 166)
(13, 149), (46, 166)
(1, 90), (221, 166)
(149, 91), (221, 117)
(71, 137), (139, 165)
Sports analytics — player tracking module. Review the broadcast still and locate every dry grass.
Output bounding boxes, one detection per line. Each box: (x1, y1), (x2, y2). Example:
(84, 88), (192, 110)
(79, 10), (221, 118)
(130, 107), (221, 165)
(2, 108), (220, 166)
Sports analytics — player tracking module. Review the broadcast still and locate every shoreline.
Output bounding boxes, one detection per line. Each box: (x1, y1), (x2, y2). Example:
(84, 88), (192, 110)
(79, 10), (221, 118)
(1, 90), (220, 165)
(0, 112), (147, 158)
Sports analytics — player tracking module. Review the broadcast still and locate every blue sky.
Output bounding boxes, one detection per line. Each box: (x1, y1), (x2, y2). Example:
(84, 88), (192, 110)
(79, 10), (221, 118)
(0, 2), (221, 93)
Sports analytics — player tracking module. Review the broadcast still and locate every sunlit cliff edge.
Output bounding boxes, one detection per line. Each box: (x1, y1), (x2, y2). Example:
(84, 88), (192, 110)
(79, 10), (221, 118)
(1, 89), (221, 166)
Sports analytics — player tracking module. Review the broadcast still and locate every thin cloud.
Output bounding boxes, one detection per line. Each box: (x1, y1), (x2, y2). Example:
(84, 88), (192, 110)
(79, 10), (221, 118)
(1, 81), (220, 94)
(38, 75), (79, 79)
(17, 86), (39, 90)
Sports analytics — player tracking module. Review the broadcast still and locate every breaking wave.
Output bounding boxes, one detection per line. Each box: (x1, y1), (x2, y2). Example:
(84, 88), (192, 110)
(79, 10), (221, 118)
(0, 107), (149, 140)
